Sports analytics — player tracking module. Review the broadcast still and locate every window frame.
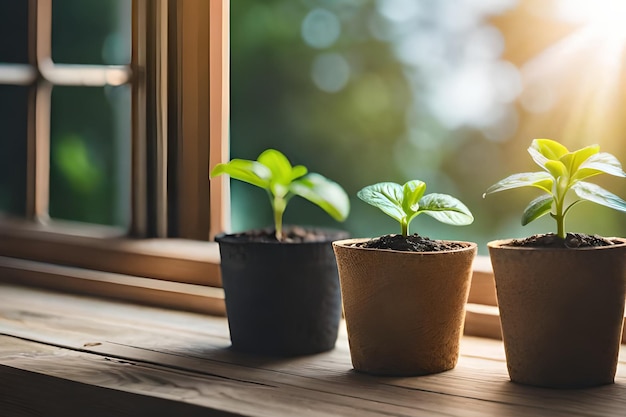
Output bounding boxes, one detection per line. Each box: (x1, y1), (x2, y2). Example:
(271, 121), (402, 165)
(0, 0), (229, 313)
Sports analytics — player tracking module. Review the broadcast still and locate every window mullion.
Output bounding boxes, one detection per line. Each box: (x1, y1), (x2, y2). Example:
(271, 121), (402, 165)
(28, 82), (52, 223)
(131, 0), (149, 237)
(155, 0), (169, 238)
(39, 62), (131, 86)
(131, 0), (169, 238)
(25, 0), (52, 223)
(170, 0), (213, 240)
(208, 0), (230, 239)
(0, 64), (37, 84)
(131, 0), (230, 240)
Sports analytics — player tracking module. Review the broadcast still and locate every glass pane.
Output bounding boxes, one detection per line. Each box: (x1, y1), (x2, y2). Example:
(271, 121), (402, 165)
(49, 86), (130, 227)
(51, 0), (131, 65)
(231, 0), (626, 253)
(0, 85), (28, 215)
(0, 0), (29, 64)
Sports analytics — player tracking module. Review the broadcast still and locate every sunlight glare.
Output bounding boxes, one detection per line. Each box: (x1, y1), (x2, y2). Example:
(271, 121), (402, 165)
(555, 0), (626, 40)
(514, 0), (626, 147)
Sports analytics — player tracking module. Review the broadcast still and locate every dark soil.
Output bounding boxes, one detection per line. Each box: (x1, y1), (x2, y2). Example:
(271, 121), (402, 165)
(505, 233), (618, 249)
(353, 234), (467, 252)
(223, 226), (348, 243)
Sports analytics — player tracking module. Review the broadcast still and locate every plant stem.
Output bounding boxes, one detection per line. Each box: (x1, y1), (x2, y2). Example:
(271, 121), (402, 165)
(273, 196), (287, 241)
(401, 219), (408, 237)
(555, 214), (565, 239)
(554, 196), (566, 239)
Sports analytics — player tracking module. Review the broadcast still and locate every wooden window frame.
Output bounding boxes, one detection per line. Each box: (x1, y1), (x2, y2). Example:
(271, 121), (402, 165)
(0, 0), (229, 314)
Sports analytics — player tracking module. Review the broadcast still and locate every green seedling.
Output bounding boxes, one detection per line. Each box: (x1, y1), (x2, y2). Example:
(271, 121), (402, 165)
(484, 138), (626, 239)
(210, 149), (350, 241)
(357, 180), (474, 236)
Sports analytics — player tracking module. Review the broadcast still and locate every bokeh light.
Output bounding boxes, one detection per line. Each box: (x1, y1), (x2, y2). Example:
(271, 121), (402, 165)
(311, 52), (350, 93)
(301, 8), (341, 49)
(231, 0), (626, 253)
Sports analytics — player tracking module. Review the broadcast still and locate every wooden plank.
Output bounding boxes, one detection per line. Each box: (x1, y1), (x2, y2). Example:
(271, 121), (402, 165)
(464, 303), (502, 339)
(1, 285), (626, 417)
(0, 366), (220, 417)
(0, 283), (228, 336)
(0, 336), (490, 417)
(0, 282), (622, 365)
(0, 337), (254, 417)
(0, 257), (225, 316)
(467, 256), (497, 306)
(3, 334), (623, 417)
(0, 220), (222, 286)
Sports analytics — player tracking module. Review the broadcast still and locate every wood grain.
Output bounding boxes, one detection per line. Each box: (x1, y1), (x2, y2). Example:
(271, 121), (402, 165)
(1, 284), (625, 417)
(0, 256), (225, 316)
(0, 354), (233, 417)
(0, 221), (222, 286)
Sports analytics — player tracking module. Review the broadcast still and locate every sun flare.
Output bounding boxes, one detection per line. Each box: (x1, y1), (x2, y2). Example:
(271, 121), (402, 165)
(511, 0), (626, 149)
(555, 0), (626, 41)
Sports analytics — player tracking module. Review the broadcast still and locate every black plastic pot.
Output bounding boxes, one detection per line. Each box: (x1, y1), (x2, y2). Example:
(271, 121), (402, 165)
(215, 229), (347, 357)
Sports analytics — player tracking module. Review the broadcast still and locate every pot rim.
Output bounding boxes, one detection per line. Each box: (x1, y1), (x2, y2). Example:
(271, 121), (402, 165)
(333, 237), (477, 254)
(488, 237), (626, 251)
(215, 228), (349, 246)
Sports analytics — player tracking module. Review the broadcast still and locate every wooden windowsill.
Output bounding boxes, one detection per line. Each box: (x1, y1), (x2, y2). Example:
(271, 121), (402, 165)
(1, 284), (625, 417)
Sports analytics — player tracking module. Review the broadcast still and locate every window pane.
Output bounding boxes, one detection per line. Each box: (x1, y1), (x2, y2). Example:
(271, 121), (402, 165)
(51, 0), (131, 65)
(231, 0), (626, 253)
(49, 85), (130, 227)
(0, 85), (28, 215)
(0, 0), (29, 64)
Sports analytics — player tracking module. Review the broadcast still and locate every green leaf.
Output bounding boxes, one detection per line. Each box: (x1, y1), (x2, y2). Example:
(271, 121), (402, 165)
(210, 159), (271, 189)
(544, 160), (567, 179)
(528, 144), (550, 170)
(290, 165), (308, 181)
(531, 139), (569, 161)
(484, 172), (553, 195)
(560, 144), (599, 174)
(402, 180), (427, 216)
(574, 152), (626, 181)
(418, 193), (474, 226)
(357, 182), (405, 223)
(290, 173), (350, 221)
(571, 181), (626, 213)
(521, 194), (553, 226)
(258, 149), (294, 185)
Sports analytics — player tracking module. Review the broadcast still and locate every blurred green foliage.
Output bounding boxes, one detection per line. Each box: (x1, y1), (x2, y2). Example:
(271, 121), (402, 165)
(0, 0), (130, 227)
(49, 84), (130, 227)
(53, 134), (103, 193)
(231, 0), (409, 234)
(231, 0), (626, 254)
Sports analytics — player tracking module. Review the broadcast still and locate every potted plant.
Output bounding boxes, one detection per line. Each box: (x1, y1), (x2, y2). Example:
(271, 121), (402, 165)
(332, 180), (476, 376)
(484, 138), (626, 388)
(210, 149), (350, 356)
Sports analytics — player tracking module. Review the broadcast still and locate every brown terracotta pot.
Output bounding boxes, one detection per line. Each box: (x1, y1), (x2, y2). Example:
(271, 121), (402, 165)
(488, 238), (626, 388)
(332, 238), (477, 376)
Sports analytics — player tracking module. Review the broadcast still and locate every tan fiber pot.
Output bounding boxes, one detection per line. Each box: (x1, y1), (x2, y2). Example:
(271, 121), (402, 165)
(333, 238), (477, 376)
(488, 238), (626, 388)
